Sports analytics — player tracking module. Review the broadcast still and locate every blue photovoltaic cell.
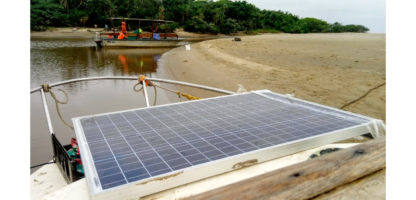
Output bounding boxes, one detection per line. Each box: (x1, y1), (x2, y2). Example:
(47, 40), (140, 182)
(77, 91), (369, 190)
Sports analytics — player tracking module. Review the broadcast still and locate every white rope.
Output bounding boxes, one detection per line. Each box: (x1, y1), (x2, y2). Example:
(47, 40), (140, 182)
(285, 93), (295, 103)
(366, 119), (386, 138)
(252, 91), (369, 124)
(255, 90), (387, 138)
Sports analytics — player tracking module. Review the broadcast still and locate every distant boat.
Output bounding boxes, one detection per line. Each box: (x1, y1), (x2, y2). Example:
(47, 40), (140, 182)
(94, 18), (184, 48)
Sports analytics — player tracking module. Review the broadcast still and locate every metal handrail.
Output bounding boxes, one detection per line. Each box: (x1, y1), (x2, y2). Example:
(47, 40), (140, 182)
(30, 76), (235, 95)
(145, 78), (235, 95)
(31, 76), (236, 133)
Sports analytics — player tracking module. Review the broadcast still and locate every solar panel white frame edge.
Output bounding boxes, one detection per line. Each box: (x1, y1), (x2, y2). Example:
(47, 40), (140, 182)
(72, 90), (375, 200)
(253, 90), (374, 122)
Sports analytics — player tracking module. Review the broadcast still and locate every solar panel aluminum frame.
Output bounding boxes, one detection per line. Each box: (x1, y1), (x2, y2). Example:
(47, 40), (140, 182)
(72, 90), (375, 200)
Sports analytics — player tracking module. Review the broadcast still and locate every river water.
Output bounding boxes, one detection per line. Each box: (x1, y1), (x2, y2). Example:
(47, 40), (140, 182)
(30, 38), (184, 174)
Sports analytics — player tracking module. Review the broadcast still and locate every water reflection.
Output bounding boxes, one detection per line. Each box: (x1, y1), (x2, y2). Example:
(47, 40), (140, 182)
(104, 48), (169, 75)
(31, 38), (172, 90)
(30, 38), (173, 174)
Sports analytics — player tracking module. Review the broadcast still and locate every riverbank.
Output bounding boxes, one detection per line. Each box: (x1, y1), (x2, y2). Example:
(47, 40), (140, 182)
(30, 27), (98, 38)
(30, 29), (386, 122)
(159, 33), (386, 122)
(30, 27), (242, 39)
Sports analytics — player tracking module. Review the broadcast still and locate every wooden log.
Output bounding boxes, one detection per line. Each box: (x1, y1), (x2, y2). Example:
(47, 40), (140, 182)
(140, 33), (153, 39)
(182, 136), (386, 200)
(125, 33), (139, 37)
(165, 33), (178, 39)
(313, 168), (386, 199)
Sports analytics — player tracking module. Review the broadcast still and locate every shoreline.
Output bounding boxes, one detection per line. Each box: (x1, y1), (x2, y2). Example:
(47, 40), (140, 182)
(30, 29), (386, 122)
(158, 33), (386, 122)
(29, 27), (244, 39)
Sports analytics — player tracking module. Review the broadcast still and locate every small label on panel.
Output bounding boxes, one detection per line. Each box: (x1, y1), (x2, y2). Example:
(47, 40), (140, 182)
(232, 159), (258, 169)
(94, 177), (100, 187)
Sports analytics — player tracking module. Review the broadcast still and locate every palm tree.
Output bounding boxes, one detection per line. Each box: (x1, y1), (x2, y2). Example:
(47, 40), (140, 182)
(213, 8), (221, 26)
(159, 5), (165, 20)
(59, 0), (68, 12)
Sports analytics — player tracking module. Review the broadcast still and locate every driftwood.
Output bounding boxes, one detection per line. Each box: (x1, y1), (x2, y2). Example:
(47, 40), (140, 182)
(313, 168), (386, 199)
(182, 136), (386, 200)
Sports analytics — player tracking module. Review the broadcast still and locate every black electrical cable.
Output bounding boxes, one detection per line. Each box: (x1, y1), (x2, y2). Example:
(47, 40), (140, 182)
(29, 162), (55, 169)
(30, 157), (56, 169)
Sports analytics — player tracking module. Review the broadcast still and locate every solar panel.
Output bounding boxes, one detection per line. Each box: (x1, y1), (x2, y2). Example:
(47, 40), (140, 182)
(72, 90), (375, 199)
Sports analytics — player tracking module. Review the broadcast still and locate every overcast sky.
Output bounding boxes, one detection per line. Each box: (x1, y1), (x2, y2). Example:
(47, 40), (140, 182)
(243, 0), (386, 33)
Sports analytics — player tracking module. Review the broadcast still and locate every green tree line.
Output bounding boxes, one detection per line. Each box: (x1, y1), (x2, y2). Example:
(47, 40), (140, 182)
(30, 0), (369, 34)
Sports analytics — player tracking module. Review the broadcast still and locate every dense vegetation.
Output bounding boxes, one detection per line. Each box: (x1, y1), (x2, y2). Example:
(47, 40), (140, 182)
(30, 0), (370, 34)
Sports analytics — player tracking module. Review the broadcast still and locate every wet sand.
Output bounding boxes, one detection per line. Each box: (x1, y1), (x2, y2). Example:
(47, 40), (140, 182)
(159, 33), (386, 122)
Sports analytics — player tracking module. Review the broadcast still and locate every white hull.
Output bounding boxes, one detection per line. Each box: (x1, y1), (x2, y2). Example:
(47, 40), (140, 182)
(96, 38), (185, 48)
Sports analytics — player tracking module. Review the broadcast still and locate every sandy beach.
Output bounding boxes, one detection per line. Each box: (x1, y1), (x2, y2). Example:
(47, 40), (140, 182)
(30, 30), (386, 198)
(30, 27), (99, 38)
(159, 33), (386, 122)
(30, 29), (386, 122)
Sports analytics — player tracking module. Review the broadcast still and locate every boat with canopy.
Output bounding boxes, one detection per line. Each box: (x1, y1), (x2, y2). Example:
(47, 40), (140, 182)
(94, 18), (185, 48)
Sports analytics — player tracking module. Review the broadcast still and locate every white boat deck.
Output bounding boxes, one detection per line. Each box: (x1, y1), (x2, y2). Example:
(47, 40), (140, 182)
(30, 77), (386, 200)
(30, 143), (386, 200)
